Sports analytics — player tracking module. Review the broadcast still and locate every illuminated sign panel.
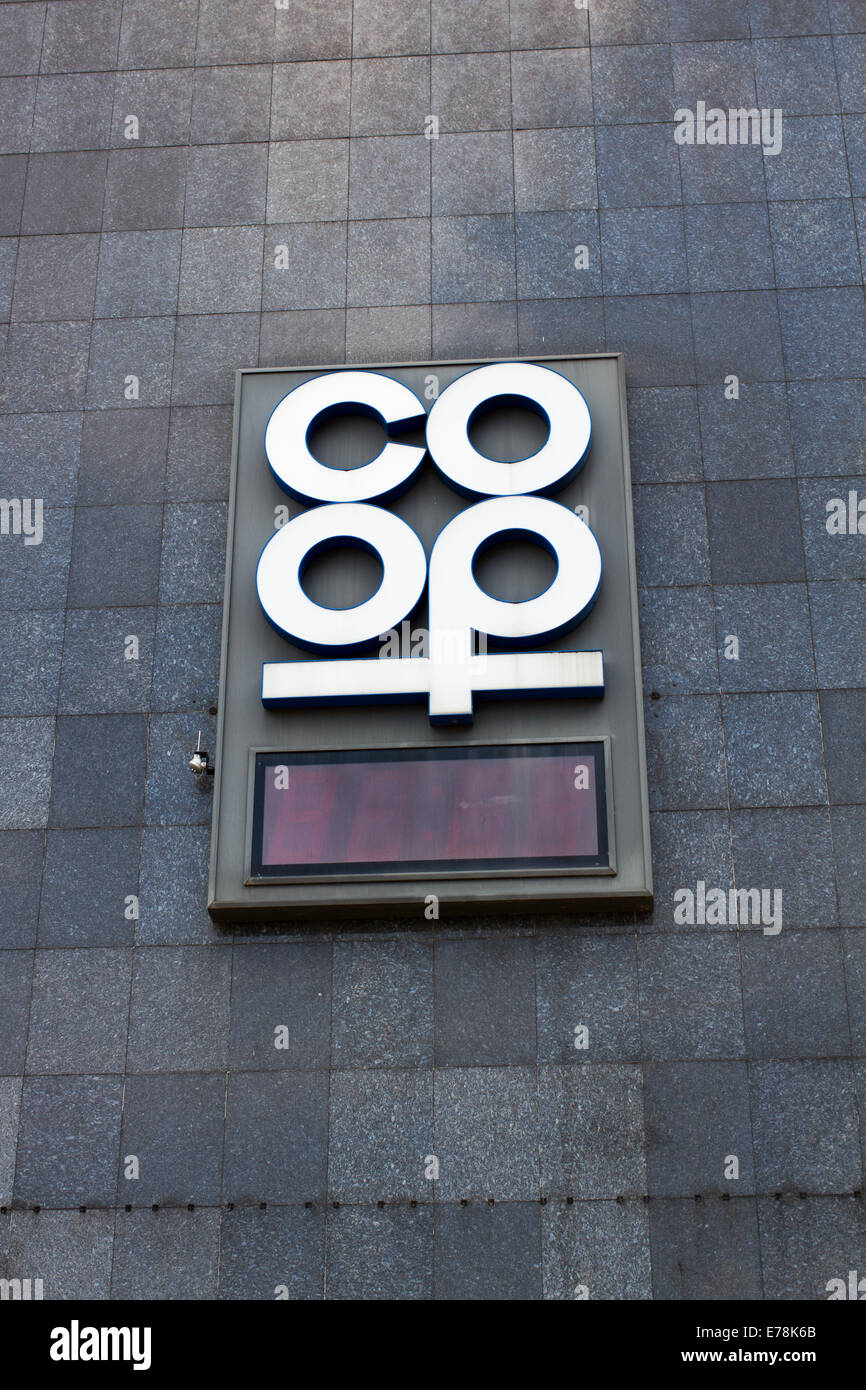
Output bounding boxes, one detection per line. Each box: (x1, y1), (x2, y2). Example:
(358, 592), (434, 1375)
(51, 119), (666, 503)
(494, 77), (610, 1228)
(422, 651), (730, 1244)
(209, 356), (651, 920)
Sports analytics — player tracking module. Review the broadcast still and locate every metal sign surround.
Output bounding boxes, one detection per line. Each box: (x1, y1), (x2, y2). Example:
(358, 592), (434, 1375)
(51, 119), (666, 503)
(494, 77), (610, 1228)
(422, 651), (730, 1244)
(209, 355), (652, 921)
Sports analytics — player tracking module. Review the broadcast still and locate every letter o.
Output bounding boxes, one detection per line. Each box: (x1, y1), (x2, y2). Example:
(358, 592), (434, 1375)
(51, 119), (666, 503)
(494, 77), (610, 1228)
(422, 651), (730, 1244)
(256, 503), (427, 652)
(425, 362), (592, 498)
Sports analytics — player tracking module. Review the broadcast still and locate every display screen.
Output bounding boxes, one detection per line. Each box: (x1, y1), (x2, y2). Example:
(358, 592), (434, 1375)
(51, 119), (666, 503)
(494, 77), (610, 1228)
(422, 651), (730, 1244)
(249, 742), (608, 878)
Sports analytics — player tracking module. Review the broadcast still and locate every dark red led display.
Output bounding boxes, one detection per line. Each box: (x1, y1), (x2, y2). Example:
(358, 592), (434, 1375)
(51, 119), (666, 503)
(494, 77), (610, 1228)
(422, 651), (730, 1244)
(250, 743), (608, 878)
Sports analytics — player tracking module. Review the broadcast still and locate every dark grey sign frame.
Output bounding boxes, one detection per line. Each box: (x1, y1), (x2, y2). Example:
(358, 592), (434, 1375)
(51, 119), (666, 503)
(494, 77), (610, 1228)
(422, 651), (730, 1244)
(208, 355), (652, 922)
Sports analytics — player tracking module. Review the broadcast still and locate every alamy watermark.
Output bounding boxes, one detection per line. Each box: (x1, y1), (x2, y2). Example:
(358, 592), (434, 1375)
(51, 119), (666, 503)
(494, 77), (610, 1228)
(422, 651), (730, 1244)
(0, 497), (43, 545)
(675, 103), (783, 156)
(674, 880), (783, 934)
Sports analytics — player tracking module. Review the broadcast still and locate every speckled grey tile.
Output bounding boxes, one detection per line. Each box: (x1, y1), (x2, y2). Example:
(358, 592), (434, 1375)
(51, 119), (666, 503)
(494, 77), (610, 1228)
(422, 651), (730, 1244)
(59, 608), (154, 714)
(539, 1063), (646, 1196)
(432, 301), (517, 358)
(434, 1066), (538, 1199)
(516, 296), (605, 354)
(779, 289), (866, 381)
(118, 0), (198, 69)
(1, 322), (90, 412)
(650, 1197), (761, 1299)
(349, 136), (429, 220)
(514, 128), (596, 211)
(602, 207), (687, 295)
(644, 695), (727, 811)
(14, 1074), (122, 1207)
(764, 116), (851, 200)
(821, 691), (866, 805)
(0, 948), (31, 1074)
(7, 1209), (114, 1299)
(190, 64), (271, 145)
(0, 831), (43, 948)
(715, 584), (814, 692)
(742, 930), (849, 1058)
(685, 204), (774, 293)
(78, 408), (168, 506)
(758, 1195), (866, 1299)
(0, 721), (52, 830)
(159, 503), (227, 605)
(31, 73), (114, 152)
(809, 581), (866, 688)
(642, 811), (734, 933)
(223, 1071), (328, 1203)
(351, 57), (430, 136)
(432, 214), (515, 302)
(516, 211), (601, 298)
(67, 504), (162, 608)
(332, 937), (432, 1067)
(196, 0), (273, 65)
(536, 930), (640, 1062)
(49, 715), (145, 829)
(0, 1076), (21, 1203)
(723, 693), (826, 808)
(638, 935), (744, 1059)
(733, 811), (834, 928)
(127, 945), (231, 1072)
(11, 235), (99, 322)
(639, 587), (717, 695)
(434, 1201), (542, 1300)
(111, 1208), (219, 1300)
(672, 39), (756, 108)
(706, 480), (804, 585)
(511, 48), (592, 128)
(352, 0), (429, 57)
(0, 610), (64, 716)
(592, 44), (675, 125)
(103, 147), (186, 232)
(596, 123), (681, 208)
(644, 1060), (755, 1196)
(178, 226), (264, 316)
(434, 936), (535, 1066)
(750, 1061), (861, 1192)
(85, 317), (175, 408)
(262, 222), (346, 312)
(111, 70), (192, 148)
(326, 1204), (431, 1300)
(345, 305), (431, 361)
(95, 231), (181, 318)
(230, 941), (331, 1071)
(603, 294), (695, 385)
(138, 824), (220, 946)
(39, 826), (140, 948)
(632, 484), (709, 585)
(0, 3), (44, 78)
(432, 132), (513, 216)
(328, 1068), (432, 1202)
(260, 308), (346, 366)
(184, 144), (268, 228)
(692, 291), (784, 385)
(698, 384), (792, 481)
(346, 218), (430, 307)
(152, 604), (221, 712)
(119, 1072), (225, 1206)
(26, 948), (131, 1073)
(831, 805), (866, 927)
(627, 388), (701, 483)
(143, 711), (216, 826)
(431, 52), (511, 132)
(795, 380), (866, 478)
(219, 1204), (324, 1300)
(542, 1198), (651, 1300)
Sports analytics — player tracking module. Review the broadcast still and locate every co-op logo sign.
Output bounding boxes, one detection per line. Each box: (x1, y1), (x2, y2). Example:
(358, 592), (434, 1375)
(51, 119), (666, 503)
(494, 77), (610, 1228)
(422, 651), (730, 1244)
(256, 362), (605, 725)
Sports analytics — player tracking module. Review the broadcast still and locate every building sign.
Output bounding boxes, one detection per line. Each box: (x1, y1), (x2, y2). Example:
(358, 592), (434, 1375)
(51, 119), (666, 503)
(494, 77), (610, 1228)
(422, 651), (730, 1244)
(208, 356), (651, 920)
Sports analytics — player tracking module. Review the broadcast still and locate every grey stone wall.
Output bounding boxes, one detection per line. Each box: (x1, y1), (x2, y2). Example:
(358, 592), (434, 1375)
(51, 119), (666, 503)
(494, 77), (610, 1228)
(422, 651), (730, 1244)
(0, 0), (864, 1299)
